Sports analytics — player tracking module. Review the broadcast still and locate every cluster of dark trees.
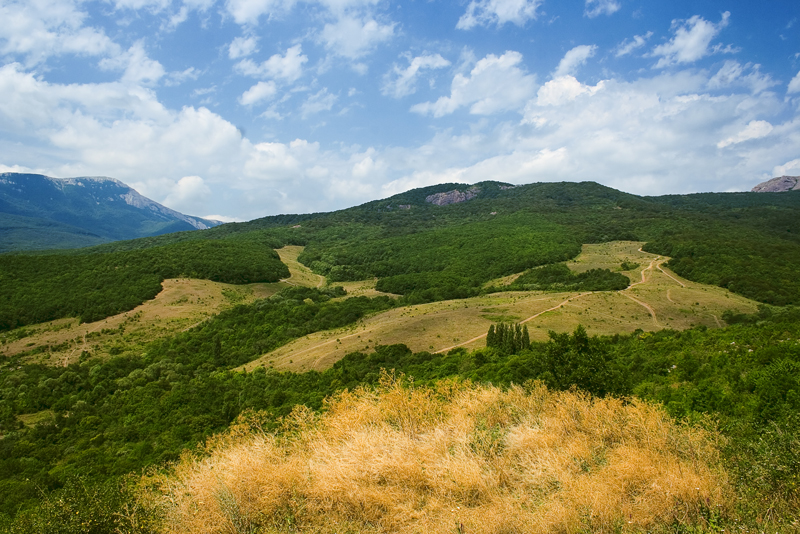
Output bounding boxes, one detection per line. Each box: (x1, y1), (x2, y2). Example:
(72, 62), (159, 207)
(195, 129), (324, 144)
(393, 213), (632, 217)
(486, 323), (530, 355)
(508, 263), (630, 291)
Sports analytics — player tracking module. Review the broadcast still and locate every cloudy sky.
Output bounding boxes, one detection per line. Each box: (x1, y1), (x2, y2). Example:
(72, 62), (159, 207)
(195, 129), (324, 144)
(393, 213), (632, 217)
(1, 0), (799, 220)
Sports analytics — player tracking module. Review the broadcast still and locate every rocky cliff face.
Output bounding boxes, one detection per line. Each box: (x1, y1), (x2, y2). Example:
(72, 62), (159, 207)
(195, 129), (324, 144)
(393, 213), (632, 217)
(751, 175), (800, 192)
(425, 186), (480, 206)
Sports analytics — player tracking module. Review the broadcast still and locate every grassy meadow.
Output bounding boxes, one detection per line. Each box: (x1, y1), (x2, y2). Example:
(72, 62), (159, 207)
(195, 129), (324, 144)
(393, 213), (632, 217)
(243, 242), (756, 373)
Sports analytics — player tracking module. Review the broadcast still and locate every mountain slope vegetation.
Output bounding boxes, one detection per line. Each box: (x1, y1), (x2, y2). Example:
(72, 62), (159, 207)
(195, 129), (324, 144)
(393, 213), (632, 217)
(1, 180), (800, 532)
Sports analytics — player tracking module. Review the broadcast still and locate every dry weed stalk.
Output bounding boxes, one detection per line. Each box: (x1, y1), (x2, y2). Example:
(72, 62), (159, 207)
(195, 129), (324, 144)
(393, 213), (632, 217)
(144, 374), (729, 533)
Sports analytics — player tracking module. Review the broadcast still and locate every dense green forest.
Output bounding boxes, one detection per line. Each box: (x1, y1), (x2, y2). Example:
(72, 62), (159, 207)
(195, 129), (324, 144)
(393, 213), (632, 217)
(1, 299), (798, 531)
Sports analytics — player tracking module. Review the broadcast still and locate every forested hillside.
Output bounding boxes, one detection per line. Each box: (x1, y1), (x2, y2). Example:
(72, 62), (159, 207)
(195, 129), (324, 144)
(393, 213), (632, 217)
(2, 180), (800, 532)
(3, 181), (800, 334)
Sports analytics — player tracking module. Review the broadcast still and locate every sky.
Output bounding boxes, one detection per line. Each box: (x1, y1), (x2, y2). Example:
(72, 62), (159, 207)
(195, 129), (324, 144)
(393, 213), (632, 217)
(1, 0), (799, 221)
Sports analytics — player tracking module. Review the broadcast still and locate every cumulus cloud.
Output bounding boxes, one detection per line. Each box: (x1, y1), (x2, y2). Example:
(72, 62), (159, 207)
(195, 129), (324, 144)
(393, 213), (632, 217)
(773, 159), (800, 176)
(717, 120), (773, 148)
(300, 88), (337, 117)
(381, 53), (451, 98)
(708, 61), (778, 94)
(319, 16), (394, 59)
(788, 70), (800, 94)
(584, 0), (620, 18)
(225, 0), (297, 26)
(239, 81), (277, 105)
(411, 51), (537, 117)
(457, 0), (543, 29)
(534, 76), (605, 107)
(235, 45), (307, 82)
(163, 175), (212, 214)
(229, 36), (258, 59)
(99, 41), (165, 86)
(614, 32), (652, 57)
(651, 12), (732, 68)
(553, 45), (597, 77)
(0, 0), (119, 65)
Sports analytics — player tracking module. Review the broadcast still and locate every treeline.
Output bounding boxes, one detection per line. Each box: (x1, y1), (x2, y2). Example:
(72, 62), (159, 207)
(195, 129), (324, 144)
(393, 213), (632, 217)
(0, 239), (289, 331)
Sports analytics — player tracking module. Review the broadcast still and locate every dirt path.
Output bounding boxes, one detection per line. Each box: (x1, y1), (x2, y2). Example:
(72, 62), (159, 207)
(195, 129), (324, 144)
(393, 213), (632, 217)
(434, 292), (593, 354)
(622, 293), (660, 327)
(657, 264), (686, 287)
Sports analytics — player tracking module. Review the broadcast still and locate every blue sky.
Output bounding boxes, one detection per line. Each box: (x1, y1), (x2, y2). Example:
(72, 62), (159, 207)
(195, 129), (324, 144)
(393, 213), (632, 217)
(1, 0), (799, 220)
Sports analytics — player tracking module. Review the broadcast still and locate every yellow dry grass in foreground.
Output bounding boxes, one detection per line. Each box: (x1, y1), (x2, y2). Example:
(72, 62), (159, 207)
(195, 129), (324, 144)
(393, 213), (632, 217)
(146, 377), (728, 534)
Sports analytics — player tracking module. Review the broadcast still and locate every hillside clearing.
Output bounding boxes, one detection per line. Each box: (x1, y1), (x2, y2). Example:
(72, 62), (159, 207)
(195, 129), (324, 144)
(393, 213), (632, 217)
(1, 278), (288, 366)
(243, 241), (757, 372)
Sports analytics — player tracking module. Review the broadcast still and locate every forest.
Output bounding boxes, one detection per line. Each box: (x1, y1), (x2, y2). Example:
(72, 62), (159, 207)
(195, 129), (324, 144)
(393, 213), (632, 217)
(1, 180), (799, 532)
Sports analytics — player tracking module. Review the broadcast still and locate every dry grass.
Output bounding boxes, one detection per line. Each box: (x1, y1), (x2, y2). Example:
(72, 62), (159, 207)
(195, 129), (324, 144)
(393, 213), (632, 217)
(144, 376), (729, 534)
(1, 278), (287, 366)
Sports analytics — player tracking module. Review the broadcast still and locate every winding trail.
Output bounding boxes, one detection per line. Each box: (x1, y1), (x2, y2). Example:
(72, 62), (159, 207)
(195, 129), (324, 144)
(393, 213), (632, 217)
(434, 292), (593, 354)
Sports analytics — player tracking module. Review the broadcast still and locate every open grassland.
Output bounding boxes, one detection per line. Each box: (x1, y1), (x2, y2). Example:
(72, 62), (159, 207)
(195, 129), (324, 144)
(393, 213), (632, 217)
(244, 242), (757, 372)
(0, 278), (287, 366)
(143, 377), (728, 534)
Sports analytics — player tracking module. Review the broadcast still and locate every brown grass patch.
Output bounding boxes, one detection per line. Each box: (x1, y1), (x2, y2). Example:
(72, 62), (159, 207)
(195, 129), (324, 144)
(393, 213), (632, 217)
(143, 376), (728, 534)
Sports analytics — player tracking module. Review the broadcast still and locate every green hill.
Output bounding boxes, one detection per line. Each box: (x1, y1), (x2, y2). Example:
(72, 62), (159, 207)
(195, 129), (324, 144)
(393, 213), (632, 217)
(1, 180), (800, 533)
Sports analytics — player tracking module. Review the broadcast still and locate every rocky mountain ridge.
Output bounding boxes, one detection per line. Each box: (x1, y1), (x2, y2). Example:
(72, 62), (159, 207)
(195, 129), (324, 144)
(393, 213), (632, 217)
(751, 175), (800, 192)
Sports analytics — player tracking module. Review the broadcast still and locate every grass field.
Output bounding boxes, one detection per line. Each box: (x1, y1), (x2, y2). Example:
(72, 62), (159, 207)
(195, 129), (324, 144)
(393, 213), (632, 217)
(1, 242), (758, 371)
(242, 241), (758, 373)
(0, 277), (288, 366)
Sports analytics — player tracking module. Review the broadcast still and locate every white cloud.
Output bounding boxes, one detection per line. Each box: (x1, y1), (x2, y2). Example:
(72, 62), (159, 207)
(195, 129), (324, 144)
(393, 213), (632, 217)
(239, 81), (277, 105)
(319, 16), (394, 59)
(411, 51), (537, 117)
(774, 159), (800, 176)
(381, 53), (451, 98)
(300, 88), (337, 117)
(708, 61), (778, 94)
(534, 76), (605, 106)
(235, 45), (307, 82)
(717, 120), (774, 148)
(614, 32), (652, 57)
(457, 0), (543, 30)
(788, 70), (800, 94)
(651, 12), (732, 68)
(584, 0), (620, 18)
(163, 175), (212, 214)
(0, 0), (118, 65)
(99, 41), (165, 86)
(553, 45), (597, 77)
(225, 0), (296, 25)
(165, 67), (201, 87)
(229, 36), (258, 59)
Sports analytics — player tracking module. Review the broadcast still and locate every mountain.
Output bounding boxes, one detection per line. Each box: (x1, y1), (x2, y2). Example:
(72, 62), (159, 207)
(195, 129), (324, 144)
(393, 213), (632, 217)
(751, 175), (800, 192)
(0, 173), (222, 252)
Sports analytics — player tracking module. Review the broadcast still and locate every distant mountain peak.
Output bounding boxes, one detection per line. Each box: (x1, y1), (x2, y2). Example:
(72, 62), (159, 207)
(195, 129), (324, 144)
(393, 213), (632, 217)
(751, 175), (800, 192)
(0, 172), (223, 252)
